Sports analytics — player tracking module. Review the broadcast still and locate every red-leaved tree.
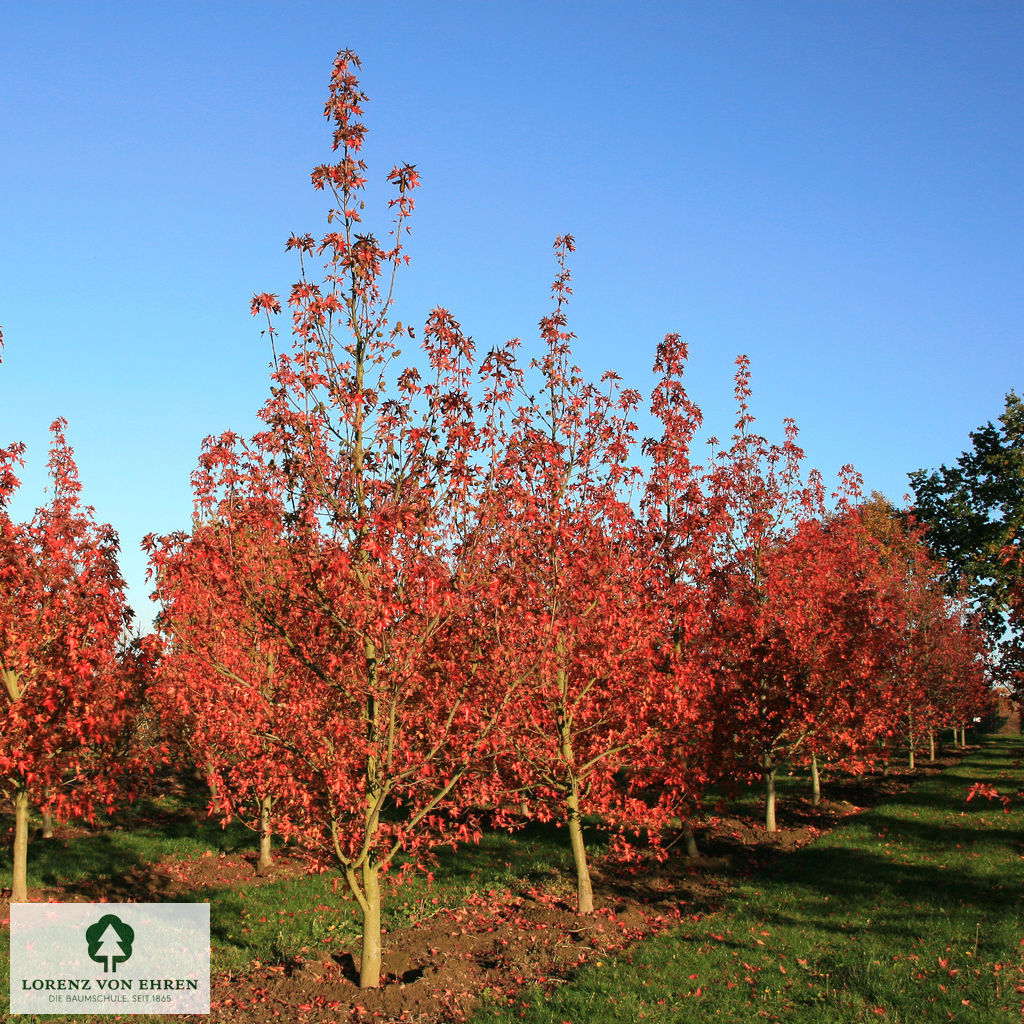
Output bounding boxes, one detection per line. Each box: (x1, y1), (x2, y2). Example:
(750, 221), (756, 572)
(637, 332), (725, 855)
(147, 517), (295, 869)
(481, 237), (659, 913)
(698, 358), (894, 830)
(148, 51), (518, 988)
(0, 417), (134, 900)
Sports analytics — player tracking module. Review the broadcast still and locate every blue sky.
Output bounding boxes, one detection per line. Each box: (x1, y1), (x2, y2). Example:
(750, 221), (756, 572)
(2, 1), (1022, 627)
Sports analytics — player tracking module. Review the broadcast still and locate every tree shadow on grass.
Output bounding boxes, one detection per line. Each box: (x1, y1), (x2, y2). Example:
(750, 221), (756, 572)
(0, 799), (256, 899)
(427, 817), (609, 891)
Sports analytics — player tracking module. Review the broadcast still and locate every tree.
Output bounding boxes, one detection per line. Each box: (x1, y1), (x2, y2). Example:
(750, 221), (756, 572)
(698, 359), (894, 830)
(637, 333), (724, 853)
(861, 493), (991, 765)
(773, 510), (901, 797)
(909, 392), (1024, 650)
(148, 518), (295, 870)
(0, 419), (134, 900)
(481, 241), (657, 913)
(148, 51), (516, 988)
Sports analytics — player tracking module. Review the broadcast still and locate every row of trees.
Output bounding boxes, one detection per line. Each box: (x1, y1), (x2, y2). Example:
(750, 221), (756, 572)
(139, 53), (990, 988)
(1, 52), (992, 991)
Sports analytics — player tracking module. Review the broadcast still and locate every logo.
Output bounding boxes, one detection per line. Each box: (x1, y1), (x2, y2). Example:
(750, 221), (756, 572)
(86, 914), (136, 973)
(10, 902), (209, 1015)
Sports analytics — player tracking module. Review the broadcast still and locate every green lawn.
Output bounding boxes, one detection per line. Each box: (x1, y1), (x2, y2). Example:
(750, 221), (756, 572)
(471, 737), (1024, 1023)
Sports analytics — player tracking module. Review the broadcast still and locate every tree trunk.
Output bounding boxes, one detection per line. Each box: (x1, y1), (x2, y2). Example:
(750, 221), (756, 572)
(566, 791), (594, 914)
(907, 708), (916, 770)
(810, 753), (821, 806)
(41, 805), (54, 840)
(359, 860), (382, 988)
(257, 794), (273, 870)
(682, 822), (699, 859)
(12, 789), (30, 901)
(928, 730), (935, 763)
(207, 762), (219, 803)
(556, 654), (593, 915)
(764, 760), (778, 832)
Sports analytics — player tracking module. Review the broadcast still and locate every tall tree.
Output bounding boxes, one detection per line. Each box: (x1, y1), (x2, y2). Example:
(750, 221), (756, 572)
(148, 51), (516, 989)
(637, 333), (724, 851)
(701, 358), (830, 831)
(0, 420), (134, 900)
(698, 360), (898, 830)
(484, 236), (657, 914)
(909, 392), (1024, 647)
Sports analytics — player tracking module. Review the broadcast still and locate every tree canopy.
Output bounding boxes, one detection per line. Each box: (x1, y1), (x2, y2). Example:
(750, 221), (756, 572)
(909, 391), (1024, 646)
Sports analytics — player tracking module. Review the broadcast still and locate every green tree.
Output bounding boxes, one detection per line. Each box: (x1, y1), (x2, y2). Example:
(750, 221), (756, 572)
(909, 391), (1024, 646)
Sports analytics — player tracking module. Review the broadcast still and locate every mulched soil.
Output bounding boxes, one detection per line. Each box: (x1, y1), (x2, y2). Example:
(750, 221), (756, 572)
(1, 754), (966, 1024)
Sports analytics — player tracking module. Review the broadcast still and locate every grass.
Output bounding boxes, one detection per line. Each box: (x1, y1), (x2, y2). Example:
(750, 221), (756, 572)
(1, 784), (594, 1021)
(206, 819), (588, 975)
(3, 740), (1021, 1022)
(471, 736), (1024, 1023)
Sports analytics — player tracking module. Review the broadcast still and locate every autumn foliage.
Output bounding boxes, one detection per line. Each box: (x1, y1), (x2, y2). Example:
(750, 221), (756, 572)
(0, 417), (135, 901)
(139, 51), (991, 987)
(1, 52), (993, 996)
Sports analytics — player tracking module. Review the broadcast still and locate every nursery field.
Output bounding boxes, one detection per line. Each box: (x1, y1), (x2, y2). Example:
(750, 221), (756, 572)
(2, 736), (1022, 1023)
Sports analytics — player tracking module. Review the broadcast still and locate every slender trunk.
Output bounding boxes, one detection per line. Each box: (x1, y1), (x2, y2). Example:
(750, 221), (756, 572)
(12, 789), (30, 901)
(907, 708), (916, 770)
(682, 822), (699, 859)
(355, 635), (384, 989)
(928, 730), (935, 763)
(257, 794), (273, 869)
(810, 753), (821, 806)
(556, 653), (594, 914)
(566, 799), (594, 914)
(359, 860), (382, 988)
(764, 759), (778, 832)
(41, 805), (54, 840)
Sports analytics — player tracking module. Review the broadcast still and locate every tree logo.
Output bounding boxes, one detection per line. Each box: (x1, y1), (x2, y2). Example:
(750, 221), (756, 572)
(85, 914), (135, 973)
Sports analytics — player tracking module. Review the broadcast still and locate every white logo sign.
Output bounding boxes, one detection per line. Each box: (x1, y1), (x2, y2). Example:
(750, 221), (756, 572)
(10, 903), (209, 1015)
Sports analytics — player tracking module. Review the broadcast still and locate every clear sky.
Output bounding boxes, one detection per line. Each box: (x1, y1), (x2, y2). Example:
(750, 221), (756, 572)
(2, 1), (1022, 628)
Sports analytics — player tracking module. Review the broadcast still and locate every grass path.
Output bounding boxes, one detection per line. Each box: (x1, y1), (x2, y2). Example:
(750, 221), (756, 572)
(471, 737), (1024, 1023)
